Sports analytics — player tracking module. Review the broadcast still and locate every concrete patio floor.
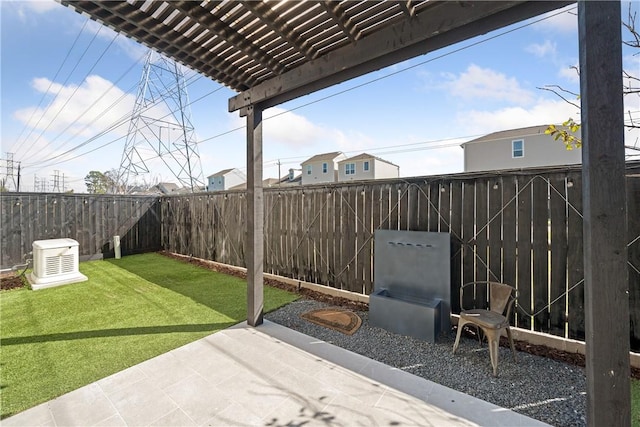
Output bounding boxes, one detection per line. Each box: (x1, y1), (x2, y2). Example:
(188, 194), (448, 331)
(2, 320), (548, 426)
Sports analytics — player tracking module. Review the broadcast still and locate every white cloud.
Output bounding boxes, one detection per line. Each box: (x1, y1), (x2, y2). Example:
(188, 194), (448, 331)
(396, 145), (464, 178)
(457, 98), (580, 136)
(31, 77), (64, 95)
(261, 107), (377, 153)
(14, 75), (137, 139)
(526, 40), (557, 59)
(3, 0), (61, 23)
(4, 135), (56, 168)
(263, 107), (327, 146)
(558, 65), (580, 84)
(443, 64), (535, 105)
(534, 5), (578, 34)
(15, 0), (59, 13)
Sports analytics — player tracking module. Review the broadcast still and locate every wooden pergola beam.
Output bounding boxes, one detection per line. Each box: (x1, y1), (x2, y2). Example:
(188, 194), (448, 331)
(246, 105), (264, 327)
(579, 1), (631, 425)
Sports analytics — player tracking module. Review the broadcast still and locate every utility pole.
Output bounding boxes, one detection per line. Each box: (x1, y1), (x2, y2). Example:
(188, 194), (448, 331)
(277, 159), (281, 186)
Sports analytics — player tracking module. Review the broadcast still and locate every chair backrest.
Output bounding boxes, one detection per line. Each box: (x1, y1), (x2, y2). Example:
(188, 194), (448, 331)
(459, 281), (517, 316)
(489, 282), (517, 316)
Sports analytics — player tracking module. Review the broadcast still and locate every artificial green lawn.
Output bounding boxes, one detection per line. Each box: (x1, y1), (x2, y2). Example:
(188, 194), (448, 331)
(0, 253), (298, 419)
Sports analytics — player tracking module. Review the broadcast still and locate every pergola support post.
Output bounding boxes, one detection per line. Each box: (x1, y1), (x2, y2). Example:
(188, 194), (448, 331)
(246, 104), (264, 327)
(579, 1), (630, 425)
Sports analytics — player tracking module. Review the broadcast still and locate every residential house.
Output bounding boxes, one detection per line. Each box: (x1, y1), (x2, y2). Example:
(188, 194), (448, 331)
(153, 182), (180, 194)
(300, 152), (347, 185)
(337, 153), (399, 182)
(206, 168), (246, 191)
(462, 125), (582, 172)
(279, 168), (302, 186)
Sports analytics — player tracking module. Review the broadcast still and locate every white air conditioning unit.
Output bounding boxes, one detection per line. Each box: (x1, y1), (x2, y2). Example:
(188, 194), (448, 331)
(28, 238), (88, 290)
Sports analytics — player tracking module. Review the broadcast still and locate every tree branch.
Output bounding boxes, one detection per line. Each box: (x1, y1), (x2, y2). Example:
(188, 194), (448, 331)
(537, 85), (581, 109)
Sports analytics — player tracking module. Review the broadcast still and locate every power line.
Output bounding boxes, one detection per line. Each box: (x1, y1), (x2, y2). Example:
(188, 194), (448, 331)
(26, 77), (223, 172)
(12, 18), (90, 149)
(29, 54), (146, 158)
(26, 64), (204, 170)
(21, 5), (578, 179)
(15, 21), (107, 160)
(25, 31), (120, 152)
(23, 63), (207, 170)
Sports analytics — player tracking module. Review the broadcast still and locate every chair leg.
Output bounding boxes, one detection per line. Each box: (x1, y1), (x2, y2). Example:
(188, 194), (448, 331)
(506, 327), (517, 362)
(452, 319), (468, 354)
(475, 325), (484, 346)
(485, 329), (500, 377)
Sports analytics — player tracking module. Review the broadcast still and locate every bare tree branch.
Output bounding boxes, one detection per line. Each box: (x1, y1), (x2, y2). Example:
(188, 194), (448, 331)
(537, 85), (581, 109)
(623, 3), (640, 48)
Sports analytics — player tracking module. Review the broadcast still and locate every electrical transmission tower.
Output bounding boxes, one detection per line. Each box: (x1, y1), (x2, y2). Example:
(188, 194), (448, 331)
(2, 152), (21, 192)
(117, 51), (205, 193)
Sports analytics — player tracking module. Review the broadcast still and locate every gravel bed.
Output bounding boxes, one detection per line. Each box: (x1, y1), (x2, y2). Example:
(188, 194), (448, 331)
(265, 299), (586, 427)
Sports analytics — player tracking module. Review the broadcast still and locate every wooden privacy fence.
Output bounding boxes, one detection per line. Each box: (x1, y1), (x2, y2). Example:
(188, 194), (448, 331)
(0, 193), (161, 267)
(2, 164), (640, 348)
(161, 163), (640, 348)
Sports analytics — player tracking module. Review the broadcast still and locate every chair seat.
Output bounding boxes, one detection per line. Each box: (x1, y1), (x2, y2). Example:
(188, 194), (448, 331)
(460, 309), (509, 330)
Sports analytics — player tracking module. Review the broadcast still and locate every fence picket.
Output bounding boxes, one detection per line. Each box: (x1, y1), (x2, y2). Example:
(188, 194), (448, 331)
(567, 173), (585, 341)
(487, 178), (502, 282)
(449, 180), (463, 310)
(475, 179), (489, 285)
(532, 177), (550, 332)
(549, 174), (569, 337)
(516, 176), (533, 330)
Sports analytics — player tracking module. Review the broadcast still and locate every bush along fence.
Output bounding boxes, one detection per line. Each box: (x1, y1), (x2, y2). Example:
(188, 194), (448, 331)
(0, 193), (161, 268)
(2, 163), (640, 349)
(160, 163), (640, 349)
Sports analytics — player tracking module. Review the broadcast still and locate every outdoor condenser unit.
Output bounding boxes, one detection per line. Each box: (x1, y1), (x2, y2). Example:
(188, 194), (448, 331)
(28, 238), (87, 290)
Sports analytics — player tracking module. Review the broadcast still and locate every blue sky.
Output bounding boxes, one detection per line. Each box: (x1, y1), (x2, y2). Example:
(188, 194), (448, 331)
(1, 1), (638, 193)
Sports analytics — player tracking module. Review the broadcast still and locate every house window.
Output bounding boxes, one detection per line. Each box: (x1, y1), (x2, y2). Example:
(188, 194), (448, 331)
(512, 139), (524, 158)
(322, 162), (328, 173)
(306, 165), (312, 175)
(345, 163), (355, 175)
(363, 161), (370, 171)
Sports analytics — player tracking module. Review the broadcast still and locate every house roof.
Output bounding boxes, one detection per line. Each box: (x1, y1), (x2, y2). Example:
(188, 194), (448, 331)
(338, 152), (399, 167)
(208, 168), (245, 178)
(159, 182), (179, 190)
(229, 177), (282, 190)
(60, 1), (571, 113)
(262, 178), (280, 187)
(300, 151), (344, 165)
(462, 124), (567, 145)
(280, 173), (302, 185)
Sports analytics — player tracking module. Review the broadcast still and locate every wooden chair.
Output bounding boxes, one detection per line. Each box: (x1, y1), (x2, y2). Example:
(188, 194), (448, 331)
(452, 281), (518, 376)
